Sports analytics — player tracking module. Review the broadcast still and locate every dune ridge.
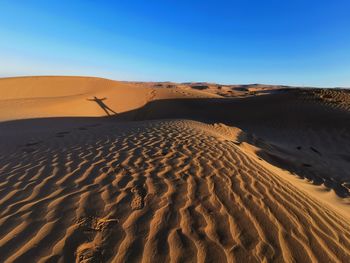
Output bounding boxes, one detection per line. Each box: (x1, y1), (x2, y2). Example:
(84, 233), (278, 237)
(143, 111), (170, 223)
(0, 76), (350, 262)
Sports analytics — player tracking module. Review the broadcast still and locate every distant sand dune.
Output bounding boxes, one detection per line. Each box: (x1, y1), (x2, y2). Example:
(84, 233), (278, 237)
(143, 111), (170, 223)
(0, 77), (350, 262)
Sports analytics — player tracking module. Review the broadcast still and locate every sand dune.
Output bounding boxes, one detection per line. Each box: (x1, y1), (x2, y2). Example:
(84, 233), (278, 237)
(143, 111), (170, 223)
(0, 76), (350, 262)
(0, 76), (220, 122)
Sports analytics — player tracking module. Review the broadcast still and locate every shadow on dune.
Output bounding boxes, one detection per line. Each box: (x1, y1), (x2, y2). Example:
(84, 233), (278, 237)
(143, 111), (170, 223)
(1, 91), (350, 197)
(1, 91), (348, 128)
(87, 96), (117, 116)
(255, 148), (350, 198)
(125, 91), (349, 129)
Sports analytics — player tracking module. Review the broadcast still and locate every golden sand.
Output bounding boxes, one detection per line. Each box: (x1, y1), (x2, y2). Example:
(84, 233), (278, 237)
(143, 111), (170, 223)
(0, 76), (349, 262)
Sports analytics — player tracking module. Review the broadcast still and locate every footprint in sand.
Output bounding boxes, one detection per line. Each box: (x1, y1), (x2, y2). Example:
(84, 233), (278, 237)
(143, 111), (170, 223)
(76, 242), (102, 263)
(131, 184), (146, 210)
(75, 217), (118, 262)
(77, 216), (118, 232)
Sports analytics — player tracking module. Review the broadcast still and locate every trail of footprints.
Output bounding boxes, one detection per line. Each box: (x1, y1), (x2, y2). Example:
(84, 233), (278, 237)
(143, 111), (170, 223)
(0, 120), (350, 262)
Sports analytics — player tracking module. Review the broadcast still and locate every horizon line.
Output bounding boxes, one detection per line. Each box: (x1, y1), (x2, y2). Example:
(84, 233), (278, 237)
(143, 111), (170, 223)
(0, 74), (349, 89)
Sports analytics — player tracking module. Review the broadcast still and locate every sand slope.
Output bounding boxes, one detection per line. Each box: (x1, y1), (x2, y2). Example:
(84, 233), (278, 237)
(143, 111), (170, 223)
(0, 76), (220, 121)
(0, 77), (350, 262)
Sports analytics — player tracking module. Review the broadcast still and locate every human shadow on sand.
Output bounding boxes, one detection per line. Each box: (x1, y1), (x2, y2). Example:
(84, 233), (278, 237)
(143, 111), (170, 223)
(87, 96), (117, 116)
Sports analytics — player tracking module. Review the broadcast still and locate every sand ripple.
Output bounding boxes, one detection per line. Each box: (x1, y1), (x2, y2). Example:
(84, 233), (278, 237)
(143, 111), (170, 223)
(1, 120), (350, 262)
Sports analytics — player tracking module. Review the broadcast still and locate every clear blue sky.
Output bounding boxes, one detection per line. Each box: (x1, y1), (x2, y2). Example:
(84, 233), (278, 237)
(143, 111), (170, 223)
(1, 0), (349, 87)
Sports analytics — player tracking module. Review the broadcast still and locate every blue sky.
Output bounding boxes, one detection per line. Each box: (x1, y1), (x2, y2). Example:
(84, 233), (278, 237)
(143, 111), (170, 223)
(0, 1), (349, 87)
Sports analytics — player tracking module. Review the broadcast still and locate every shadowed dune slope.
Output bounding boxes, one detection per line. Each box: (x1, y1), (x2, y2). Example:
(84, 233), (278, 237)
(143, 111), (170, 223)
(0, 76), (350, 262)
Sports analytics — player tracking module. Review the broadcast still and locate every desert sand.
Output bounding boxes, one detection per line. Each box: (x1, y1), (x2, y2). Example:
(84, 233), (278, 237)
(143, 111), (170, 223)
(0, 76), (350, 262)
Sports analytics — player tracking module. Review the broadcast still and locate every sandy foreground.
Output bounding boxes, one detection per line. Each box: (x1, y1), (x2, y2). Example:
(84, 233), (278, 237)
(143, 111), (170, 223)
(0, 76), (350, 262)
